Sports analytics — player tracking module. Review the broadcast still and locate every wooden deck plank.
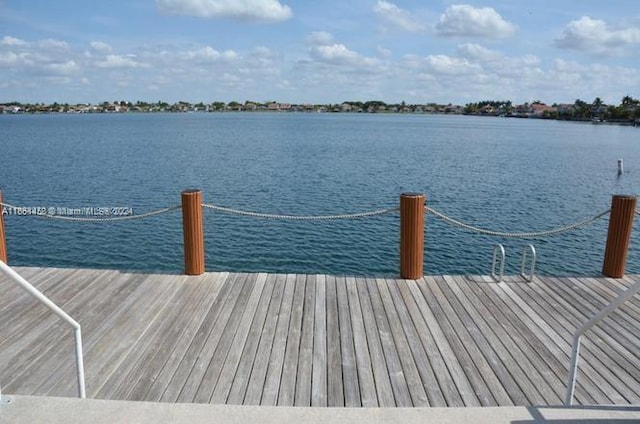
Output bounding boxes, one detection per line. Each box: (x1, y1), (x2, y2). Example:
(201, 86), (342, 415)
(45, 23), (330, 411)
(261, 274), (296, 405)
(383, 278), (449, 407)
(484, 279), (616, 404)
(565, 277), (640, 359)
(524, 277), (640, 403)
(406, 278), (494, 406)
(394, 279), (470, 407)
(159, 272), (240, 402)
(224, 273), (280, 405)
(532, 277), (640, 397)
(210, 273), (268, 404)
(242, 274), (287, 405)
(311, 275), (328, 407)
(9, 270), (156, 395)
(474, 278), (603, 405)
(462, 276), (578, 404)
(336, 276), (360, 407)
(178, 273), (253, 403)
(40, 272), (174, 397)
(431, 276), (526, 405)
(0, 268), (105, 353)
(276, 274), (306, 406)
(365, 278), (414, 407)
(416, 277), (510, 406)
(345, 276), (377, 407)
(139, 272), (229, 402)
(193, 273), (263, 403)
(356, 276), (395, 406)
(294, 274), (315, 406)
(325, 275), (344, 407)
(88, 274), (184, 399)
(3, 268), (640, 408)
(0, 267), (73, 325)
(446, 275), (560, 404)
(1, 268), (110, 390)
(98, 274), (195, 400)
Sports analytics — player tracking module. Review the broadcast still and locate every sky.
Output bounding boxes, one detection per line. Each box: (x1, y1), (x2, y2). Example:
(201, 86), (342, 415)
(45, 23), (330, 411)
(1, 0), (639, 105)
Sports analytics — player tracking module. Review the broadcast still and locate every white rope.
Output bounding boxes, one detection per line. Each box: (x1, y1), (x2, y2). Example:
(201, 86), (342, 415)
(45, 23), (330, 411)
(425, 206), (610, 238)
(202, 203), (399, 220)
(0, 202), (181, 222)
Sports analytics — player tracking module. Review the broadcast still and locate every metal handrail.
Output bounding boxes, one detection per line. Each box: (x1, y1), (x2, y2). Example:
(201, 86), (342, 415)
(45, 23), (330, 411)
(0, 261), (86, 398)
(491, 244), (505, 282)
(520, 244), (536, 282)
(565, 278), (640, 405)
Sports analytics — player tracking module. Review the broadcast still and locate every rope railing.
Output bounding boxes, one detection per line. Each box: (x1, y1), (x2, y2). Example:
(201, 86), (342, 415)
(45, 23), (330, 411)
(1, 200), (612, 235)
(202, 203), (399, 220)
(425, 206), (611, 238)
(0, 202), (181, 222)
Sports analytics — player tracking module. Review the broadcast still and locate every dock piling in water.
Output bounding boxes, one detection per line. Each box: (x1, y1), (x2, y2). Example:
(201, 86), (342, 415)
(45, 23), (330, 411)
(618, 159), (624, 176)
(181, 189), (205, 275)
(400, 193), (425, 279)
(602, 194), (636, 278)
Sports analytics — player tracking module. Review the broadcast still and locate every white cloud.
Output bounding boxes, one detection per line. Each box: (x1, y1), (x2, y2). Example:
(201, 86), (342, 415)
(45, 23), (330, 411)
(424, 54), (482, 75)
(94, 54), (144, 68)
(46, 60), (80, 75)
(555, 16), (640, 56)
(435, 4), (516, 38)
(377, 46), (392, 58)
(0, 51), (20, 66)
(456, 43), (499, 60)
(90, 41), (113, 54)
(37, 39), (70, 50)
(309, 43), (378, 67)
(156, 0), (292, 22)
(374, 1), (426, 33)
(1, 36), (27, 46)
(184, 46), (238, 62)
(307, 31), (334, 46)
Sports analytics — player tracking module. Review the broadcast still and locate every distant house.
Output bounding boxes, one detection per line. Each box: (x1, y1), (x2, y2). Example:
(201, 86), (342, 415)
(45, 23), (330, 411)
(244, 102), (257, 111)
(340, 103), (352, 112)
(531, 103), (556, 117)
(279, 103), (291, 111)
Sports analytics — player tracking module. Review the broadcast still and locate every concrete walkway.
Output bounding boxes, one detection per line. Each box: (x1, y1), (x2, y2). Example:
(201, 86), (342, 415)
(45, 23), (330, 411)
(2, 395), (640, 424)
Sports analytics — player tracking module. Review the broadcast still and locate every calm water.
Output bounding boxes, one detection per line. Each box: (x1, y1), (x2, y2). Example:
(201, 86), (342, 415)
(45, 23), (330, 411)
(1, 113), (640, 276)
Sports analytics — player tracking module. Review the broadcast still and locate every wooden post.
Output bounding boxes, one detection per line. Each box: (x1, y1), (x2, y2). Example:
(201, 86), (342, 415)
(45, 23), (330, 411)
(602, 195), (636, 278)
(0, 190), (7, 264)
(181, 189), (205, 275)
(400, 193), (425, 279)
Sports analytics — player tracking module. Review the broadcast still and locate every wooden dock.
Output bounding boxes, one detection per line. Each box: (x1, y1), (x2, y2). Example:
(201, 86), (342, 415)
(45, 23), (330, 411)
(1, 267), (640, 407)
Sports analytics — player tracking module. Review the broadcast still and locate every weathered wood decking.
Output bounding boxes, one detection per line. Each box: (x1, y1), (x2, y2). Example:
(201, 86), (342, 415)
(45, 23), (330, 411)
(1, 267), (640, 407)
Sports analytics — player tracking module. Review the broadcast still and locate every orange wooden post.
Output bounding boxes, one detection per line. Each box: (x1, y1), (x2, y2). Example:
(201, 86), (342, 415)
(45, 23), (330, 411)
(602, 195), (636, 278)
(0, 190), (7, 264)
(400, 193), (425, 279)
(181, 189), (205, 275)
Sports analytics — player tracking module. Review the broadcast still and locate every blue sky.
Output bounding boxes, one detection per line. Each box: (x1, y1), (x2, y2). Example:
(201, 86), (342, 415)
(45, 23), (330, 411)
(1, 0), (639, 105)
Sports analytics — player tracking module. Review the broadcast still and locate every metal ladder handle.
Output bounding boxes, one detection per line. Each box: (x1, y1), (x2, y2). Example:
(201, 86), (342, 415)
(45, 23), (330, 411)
(520, 244), (536, 282)
(491, 244), (505, 282)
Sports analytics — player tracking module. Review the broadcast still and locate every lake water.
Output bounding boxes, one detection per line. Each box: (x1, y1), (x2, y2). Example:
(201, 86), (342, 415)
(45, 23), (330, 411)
(1, 113), (639, 276)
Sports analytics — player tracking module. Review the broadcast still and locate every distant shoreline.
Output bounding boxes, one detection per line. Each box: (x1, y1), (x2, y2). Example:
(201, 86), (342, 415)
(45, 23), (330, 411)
(2, 108), (638, 127)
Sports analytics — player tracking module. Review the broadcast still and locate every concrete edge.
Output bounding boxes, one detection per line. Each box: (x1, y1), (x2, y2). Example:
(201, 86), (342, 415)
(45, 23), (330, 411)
(2, 396), (640, 424)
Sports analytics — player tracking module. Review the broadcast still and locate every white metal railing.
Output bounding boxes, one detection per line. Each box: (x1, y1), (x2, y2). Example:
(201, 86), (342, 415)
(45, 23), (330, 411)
(491, 244), (505, 282)
(0, 261), (86, 398)
(565, 277), (640, 405)
(520, 244), (536, 282)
